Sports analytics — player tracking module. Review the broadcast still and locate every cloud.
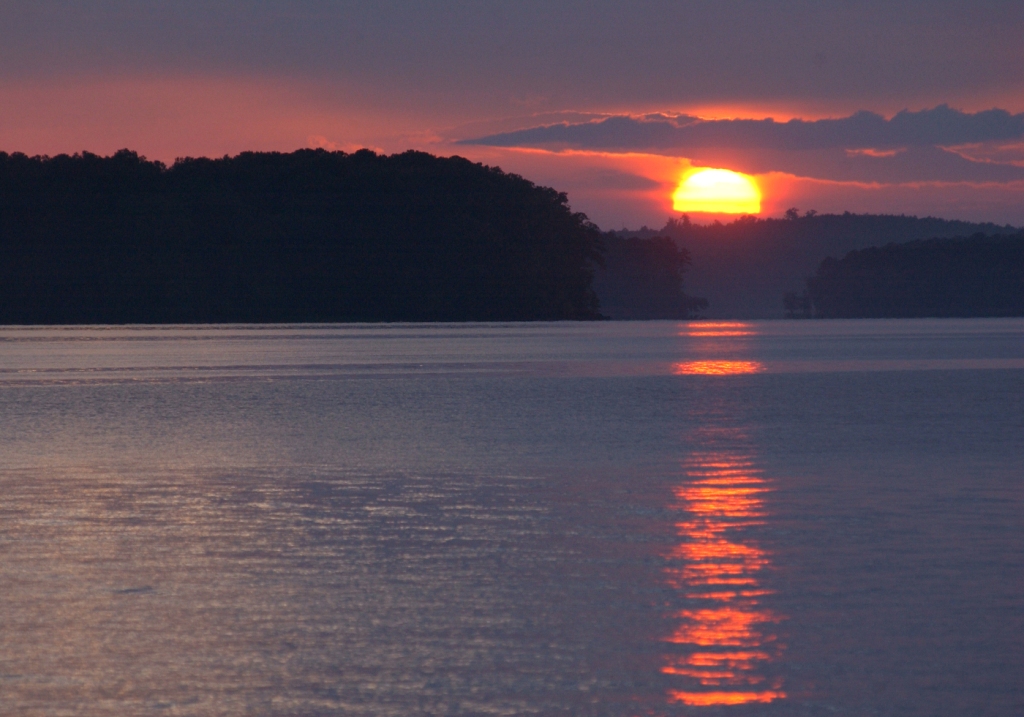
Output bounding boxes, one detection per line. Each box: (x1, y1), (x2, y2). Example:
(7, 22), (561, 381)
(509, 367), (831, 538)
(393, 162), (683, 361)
(461, 106), (1024, 153)
(569, 168), (663, 191)
(678, 145), (1024, 184)
(458, 106), (1024, 187)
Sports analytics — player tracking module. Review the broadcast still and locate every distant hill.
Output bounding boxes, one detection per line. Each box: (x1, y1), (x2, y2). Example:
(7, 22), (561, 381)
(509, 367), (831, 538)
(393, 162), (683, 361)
(591, 235), (707, 319)
(803, 232), (1024, 318)
(0, 149), (603, 323)
(616, 212), (1020, 318)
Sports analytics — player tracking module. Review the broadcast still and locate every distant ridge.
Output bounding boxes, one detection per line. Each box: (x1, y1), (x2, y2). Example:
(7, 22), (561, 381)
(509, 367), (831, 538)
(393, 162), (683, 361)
(614, 212), (1019, 318)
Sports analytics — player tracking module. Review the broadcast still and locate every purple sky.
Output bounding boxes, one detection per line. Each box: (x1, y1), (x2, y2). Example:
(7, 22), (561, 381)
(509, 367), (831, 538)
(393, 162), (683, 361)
(2, 1), (1023, 227)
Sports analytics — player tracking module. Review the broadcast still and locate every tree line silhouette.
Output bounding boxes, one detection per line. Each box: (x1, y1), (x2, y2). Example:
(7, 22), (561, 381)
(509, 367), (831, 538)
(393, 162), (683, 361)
(795, 232), (1024, 318)
(0, 149), (612, 323)
(618, 210), (1019, 318)
(22, 147), (1010, 323)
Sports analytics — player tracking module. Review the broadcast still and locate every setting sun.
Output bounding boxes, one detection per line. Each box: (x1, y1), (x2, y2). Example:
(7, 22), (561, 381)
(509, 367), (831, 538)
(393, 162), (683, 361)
(673, 169), (761, 214)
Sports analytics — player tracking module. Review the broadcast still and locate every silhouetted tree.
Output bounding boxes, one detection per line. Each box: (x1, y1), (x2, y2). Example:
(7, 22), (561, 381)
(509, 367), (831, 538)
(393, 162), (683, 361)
(782, 290), (812, 318)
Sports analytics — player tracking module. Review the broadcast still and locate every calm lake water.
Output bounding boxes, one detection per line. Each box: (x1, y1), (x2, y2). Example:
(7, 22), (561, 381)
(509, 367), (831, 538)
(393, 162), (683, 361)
(1, 320), (1022, 716)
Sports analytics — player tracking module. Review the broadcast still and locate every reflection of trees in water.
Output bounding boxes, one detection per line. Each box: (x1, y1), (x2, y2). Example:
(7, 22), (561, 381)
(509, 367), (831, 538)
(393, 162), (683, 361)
(662, 447), (786, 707)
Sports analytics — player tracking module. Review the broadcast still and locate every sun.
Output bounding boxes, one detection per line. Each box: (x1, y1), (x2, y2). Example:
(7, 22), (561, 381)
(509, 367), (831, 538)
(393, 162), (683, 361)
(672, 168), (761, 214)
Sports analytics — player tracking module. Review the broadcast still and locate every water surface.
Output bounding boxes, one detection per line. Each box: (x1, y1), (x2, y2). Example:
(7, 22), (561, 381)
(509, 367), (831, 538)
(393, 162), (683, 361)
(1, 320), (1022, 715)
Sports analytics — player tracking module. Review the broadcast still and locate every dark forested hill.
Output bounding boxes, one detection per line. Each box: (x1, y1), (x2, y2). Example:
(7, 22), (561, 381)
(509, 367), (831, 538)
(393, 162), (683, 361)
(804, 232), (1024, 318)
(618, 212), (1019, 318)
(0, 149), (603, 323)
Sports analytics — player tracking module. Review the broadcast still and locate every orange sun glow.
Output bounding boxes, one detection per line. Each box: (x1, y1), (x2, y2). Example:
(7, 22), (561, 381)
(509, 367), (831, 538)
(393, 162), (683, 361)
(673, 168), (761, 214)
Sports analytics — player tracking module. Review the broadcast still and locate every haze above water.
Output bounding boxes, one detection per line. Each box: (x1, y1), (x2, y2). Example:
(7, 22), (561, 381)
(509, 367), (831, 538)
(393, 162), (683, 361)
(1, 320), (1022, 716)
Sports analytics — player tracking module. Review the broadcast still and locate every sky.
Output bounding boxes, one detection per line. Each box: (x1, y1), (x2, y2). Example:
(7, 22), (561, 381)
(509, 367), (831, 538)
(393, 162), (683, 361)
(2, 1), (1023, 228)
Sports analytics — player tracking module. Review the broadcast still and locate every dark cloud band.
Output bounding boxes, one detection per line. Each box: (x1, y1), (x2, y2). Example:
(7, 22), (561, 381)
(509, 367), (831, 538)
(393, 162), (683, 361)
(461, 105), (1024, 152)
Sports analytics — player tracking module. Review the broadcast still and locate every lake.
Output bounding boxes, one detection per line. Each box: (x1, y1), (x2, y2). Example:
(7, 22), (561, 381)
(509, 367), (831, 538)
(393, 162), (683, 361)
(1, 320), (1022, 716)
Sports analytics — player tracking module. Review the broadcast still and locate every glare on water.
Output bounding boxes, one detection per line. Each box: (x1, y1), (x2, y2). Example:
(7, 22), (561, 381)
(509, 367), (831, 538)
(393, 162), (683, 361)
(662, 440), (786, 706)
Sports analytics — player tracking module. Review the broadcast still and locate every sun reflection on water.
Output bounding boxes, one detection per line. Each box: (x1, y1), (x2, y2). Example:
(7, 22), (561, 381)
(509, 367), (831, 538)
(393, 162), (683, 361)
(674, 322), (765, 375)
(673, 361), (765, 375)
(680, 322), (757, 338)
(662, 450), (786, 707)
